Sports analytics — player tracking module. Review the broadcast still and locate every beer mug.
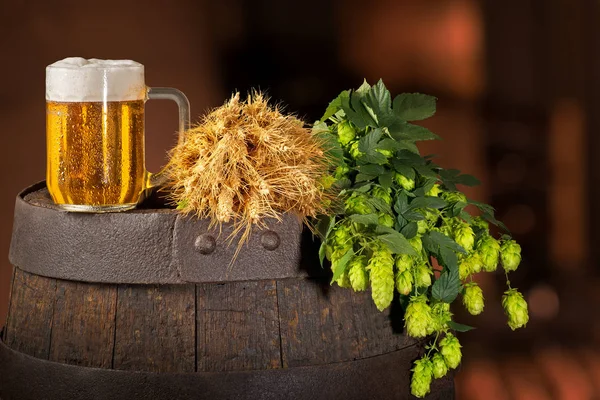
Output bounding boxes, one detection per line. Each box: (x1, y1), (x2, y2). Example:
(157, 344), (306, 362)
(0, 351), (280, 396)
(46, 57), (190, 212)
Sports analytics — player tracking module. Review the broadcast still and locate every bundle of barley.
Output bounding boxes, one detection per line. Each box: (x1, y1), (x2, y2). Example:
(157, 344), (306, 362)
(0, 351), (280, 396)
(167, 92), (332, 245)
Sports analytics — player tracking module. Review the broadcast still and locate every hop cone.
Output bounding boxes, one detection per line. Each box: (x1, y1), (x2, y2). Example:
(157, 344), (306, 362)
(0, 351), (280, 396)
(501, 239), (522, 273)
(411, 357), (434, 398)
(459, 253), (482, 279)
(502, 288), (529, 330)
(349, 141), (363, 159)
(439, 333), (462, 369)
(454, 221), (475, 252)
(463, 282), (484, 315)
(414, 262), (433, 288)
(426, 184), (442, 197)
(334, 164), (350, 180)
(417, 219), (428, 234)
(378, 213), (395, 228)
(405, 295), (434, 338)
(431, 302), (452, 331)
(395, 173), (415, 191)
(396, 270), (413, 295)
(471, 216), (489, 231)
(347, 256), (369, 292)
(432, 352), (448, 379)
(331, 248), (351, 288)
(345, 193), (372, 215)
(442, 191), (467, 205)
(329, 223), (352, 253)
(409, 235), (423, 254)
(367, 242), (395, 311)
(477, 235), (500, 272)
(337, 121), (356, 146)
(370, 186), (392, 205)
(395, 254), (414, 272)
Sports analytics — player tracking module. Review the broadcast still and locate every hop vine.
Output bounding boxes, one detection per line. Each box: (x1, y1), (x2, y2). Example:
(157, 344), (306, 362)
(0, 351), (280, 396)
(315, 80), (528, 398)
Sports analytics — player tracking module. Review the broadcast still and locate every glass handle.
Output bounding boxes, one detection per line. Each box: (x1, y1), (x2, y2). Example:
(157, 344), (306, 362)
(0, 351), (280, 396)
(146, 87), (191, 189)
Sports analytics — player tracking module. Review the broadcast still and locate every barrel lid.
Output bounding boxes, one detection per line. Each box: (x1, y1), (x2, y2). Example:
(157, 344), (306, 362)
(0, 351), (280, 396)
(9, 182), (324, 284)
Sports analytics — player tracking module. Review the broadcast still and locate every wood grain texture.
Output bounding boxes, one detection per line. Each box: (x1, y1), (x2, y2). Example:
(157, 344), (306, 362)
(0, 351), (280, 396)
(113, 285), (195, 372)
(277, 279), (360, 368)
(350, 290), (413, 358)
(49, 280), (116, 368)
(4, 268), (56, 359)
(197, 281), (281, 372)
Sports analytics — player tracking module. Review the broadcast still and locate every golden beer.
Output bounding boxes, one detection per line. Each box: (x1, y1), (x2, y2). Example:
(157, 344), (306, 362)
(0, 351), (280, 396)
(46, 57), (189, 212)
(46, 100), (146, 207)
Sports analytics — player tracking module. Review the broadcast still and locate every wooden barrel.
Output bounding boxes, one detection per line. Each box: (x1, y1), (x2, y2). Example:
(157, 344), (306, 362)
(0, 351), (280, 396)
(0, 183), (454, 400)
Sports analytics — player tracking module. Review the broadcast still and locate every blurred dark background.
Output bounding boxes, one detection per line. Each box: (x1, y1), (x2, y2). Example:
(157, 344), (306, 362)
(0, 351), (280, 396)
(1, 0), (599, 398)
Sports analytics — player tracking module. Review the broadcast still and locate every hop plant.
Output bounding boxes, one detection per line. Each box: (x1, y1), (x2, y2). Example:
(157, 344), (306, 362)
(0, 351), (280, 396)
(347, 256), (369, 292)
(439, 333), (462, 369)
(411, 356), (434, 398)
(463, 282), (485, 315)
(431, 352), (448, 379)
(502, 288), (529, 330)
(317, 80), (528, 398)
(501, 239), (522, 273)
(168, 92), (331, 247)
(405, 295), (434, 338)
(367, 241), (395, 311)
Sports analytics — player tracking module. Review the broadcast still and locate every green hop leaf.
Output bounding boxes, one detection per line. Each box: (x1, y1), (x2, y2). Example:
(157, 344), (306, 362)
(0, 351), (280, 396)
(336, 121), (356, 146)
(404, 295), (434, 338)
(393, 93), (437, 121)
(500, 239), (522, 273)
(414, 262), (433, 288)
(367, 241), (395, 311)
(502, 288), (529, 330)
(477, 235), (500, 272)
(439, 332), (462, 369)
(432, 352), (448, 379)
(347, 255), (369, 292)
(395, 270), (413, 295)
(394, 173), (415, 191)
(411, 356), (434, 398)
(463, 282), (485, 316)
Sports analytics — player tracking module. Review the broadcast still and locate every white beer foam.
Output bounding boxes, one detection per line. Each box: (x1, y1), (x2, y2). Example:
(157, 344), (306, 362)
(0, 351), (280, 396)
(46, 57), (146, 102)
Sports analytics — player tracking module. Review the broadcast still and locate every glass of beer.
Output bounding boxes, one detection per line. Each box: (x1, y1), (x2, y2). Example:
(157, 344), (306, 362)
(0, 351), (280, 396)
(46, 57), (190, 212)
